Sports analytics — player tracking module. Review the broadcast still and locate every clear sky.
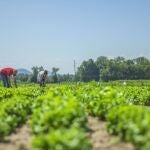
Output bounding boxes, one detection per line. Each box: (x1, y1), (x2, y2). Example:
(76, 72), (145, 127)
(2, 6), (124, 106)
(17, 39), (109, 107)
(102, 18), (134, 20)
(0, 0), (150, 74)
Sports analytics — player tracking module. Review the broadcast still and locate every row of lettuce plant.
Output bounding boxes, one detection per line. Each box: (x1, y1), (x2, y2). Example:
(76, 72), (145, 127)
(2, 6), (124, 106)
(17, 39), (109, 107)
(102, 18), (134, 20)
(1, 82), (150, 149)
(73, 83), (150, 150)
(0, 96), (33, 139)
(107, 106), (150, 150)
(30, 87), (92, 150)
(0, 88), (14, 100)
(0, 86), (47, 140)
(0, 86), (46, 101)
(123, 86), (150, 105)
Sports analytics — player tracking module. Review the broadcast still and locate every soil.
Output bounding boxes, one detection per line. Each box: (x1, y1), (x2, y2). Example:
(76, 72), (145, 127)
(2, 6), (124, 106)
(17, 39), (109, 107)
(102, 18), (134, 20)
(0, 124), (31, 150)
(88, 116), (134, 150)
(0, 116), (134, 150)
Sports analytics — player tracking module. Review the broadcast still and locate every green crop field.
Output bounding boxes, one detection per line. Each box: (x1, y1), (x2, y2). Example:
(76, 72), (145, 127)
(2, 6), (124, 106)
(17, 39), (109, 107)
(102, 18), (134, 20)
(0, 81), (150, 150)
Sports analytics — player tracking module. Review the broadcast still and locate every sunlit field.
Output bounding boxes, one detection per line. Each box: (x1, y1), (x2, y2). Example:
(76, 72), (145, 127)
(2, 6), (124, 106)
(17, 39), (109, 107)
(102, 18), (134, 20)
(0, 81), (150, 150)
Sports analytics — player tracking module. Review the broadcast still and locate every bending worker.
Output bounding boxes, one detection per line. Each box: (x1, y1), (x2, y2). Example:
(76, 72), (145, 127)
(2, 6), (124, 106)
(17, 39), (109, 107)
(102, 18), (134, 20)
(37, 70), (48, 87)
(0, 67), (18, 88)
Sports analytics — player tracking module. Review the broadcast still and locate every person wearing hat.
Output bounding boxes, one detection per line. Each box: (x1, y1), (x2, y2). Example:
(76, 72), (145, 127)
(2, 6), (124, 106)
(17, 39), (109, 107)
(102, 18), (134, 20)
(0, 67), (18, 88)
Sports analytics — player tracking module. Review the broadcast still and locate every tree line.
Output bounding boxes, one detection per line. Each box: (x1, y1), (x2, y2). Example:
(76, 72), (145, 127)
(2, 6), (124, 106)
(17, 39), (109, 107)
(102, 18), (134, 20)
(76, 56), (150, 82)
(17, 56), (150, 83)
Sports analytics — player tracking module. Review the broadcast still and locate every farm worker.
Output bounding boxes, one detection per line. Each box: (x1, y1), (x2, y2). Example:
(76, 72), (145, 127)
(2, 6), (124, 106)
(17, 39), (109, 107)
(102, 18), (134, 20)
(0, 67), (18, 88)
(37, 70), (48, 87)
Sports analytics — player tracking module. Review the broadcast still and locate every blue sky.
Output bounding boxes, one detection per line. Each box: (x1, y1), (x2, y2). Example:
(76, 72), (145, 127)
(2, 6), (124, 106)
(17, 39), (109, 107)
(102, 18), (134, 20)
(0, 0), (150, 73)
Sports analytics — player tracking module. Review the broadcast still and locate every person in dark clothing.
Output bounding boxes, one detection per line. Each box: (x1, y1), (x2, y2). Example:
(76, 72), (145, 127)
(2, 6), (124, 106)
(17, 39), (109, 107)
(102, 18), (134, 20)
(37, 70), (48, 87)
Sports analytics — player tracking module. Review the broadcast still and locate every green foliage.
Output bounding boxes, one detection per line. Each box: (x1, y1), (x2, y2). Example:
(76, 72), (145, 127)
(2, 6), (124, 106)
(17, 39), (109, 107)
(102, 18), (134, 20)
(85, 87), (128, 119)
(76, 56), (150, 82)
(0, 86), (46, 101)
(30, 86), (91, 150)
(68, 83), (128, 119)
(76, 59), (99, 82)
(31, 94), (87, 134)
(0, 88), (14, 100)
(124, 86), (150, 105)
(32, 127), (92, 150)
(0, 85), (46, 140)
(17, 74), (31, 82)
(0, 82), (150, 149)
(51, 67), (59, 83)
(107, 106), (150, 150)
(0, 96), (32, 139)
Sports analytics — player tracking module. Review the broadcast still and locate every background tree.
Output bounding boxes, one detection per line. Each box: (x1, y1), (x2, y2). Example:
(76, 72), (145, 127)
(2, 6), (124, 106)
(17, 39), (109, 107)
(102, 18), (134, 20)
(19, 56), (150, 83)
(76, 59), (99, 82)
(95, 56), (108, 80)
(57, 74), (74, 82)
(51, 67), (59, 83)
(76, 56), (150, 82)
(17, 74), (31, 82)
(30, 66), (44, 82)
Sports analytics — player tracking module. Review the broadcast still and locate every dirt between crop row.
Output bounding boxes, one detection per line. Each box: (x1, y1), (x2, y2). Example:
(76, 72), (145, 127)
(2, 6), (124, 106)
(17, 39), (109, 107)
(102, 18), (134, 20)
(87, 116), (134, 150)
(0, 116), (134, 150)
(0, 124), (31, 150)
